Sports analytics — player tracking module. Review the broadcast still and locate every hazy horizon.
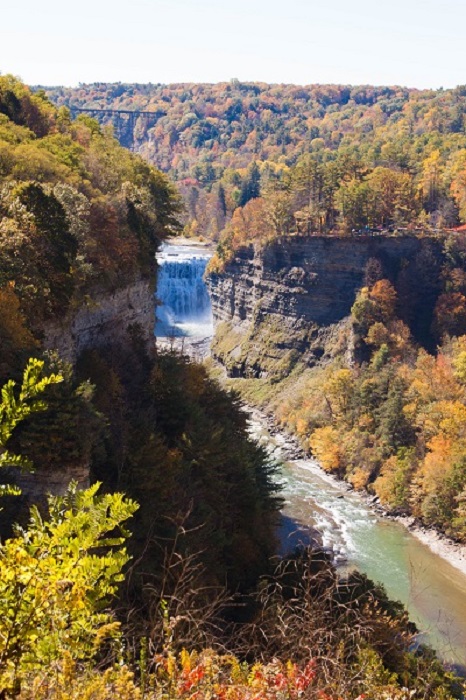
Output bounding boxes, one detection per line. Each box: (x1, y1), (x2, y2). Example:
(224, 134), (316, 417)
(29, 79), (462, 91)
(1, 0), (465, 91)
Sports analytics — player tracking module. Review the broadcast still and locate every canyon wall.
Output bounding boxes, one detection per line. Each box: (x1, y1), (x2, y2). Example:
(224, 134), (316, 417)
(42, 275), (155, 365)
(206, 235), (443, 379)
(11, 275), (156, 503)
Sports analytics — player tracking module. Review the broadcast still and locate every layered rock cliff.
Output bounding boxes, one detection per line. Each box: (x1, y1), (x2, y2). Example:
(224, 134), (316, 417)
(42, 275), (155, 366)
(8, 275), (156, 505)
(206, 235), (443, 379)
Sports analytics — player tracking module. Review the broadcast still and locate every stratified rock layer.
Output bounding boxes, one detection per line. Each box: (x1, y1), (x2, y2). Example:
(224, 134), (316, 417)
(10, 276), (156, 504)
(43, 276), (155, 365)
(206, 235), (443, 378)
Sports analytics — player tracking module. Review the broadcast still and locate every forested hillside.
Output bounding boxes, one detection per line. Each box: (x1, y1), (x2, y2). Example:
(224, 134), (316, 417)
(279, 277), (466, 541)
(44, 81), (466, 238)
(208, 229), (466, 543)
(0, 74), (280, 592)
(0, 75), (179, 379)
(0, 77), (460, 697)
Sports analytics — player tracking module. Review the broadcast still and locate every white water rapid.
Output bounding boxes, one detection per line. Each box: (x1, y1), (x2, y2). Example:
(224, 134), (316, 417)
(248, 413), (466, 675)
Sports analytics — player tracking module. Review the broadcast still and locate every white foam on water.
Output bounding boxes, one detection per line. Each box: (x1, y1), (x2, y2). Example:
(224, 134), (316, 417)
(155, 243), (214, 338)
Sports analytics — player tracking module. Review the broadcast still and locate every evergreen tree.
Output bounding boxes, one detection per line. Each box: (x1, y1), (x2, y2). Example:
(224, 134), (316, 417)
(238, 162), (261, 207)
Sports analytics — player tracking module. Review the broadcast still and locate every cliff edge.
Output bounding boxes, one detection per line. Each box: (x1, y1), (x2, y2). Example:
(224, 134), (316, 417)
(206, 235), (444, 379)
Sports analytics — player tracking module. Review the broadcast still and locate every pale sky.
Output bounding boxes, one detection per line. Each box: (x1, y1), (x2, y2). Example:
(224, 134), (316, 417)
(1, 0), (465, 88)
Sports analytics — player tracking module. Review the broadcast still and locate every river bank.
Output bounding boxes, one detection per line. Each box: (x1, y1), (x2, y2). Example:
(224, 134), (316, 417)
(158, 240), (466, 669)
(397, 516), (466, 578)
(245, 403), (466, 581)
(244, 403), (466, 670)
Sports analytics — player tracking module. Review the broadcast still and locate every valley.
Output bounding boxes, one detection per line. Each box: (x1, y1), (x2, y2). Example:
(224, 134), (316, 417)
(155, 237), (466, 673)
(1, 74), (465, 697)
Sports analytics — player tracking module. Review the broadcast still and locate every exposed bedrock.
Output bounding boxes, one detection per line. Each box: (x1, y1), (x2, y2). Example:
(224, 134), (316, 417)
(8, 275), (156, 505)
(42, 275), (155, 366)
(206, 235), (444, 379)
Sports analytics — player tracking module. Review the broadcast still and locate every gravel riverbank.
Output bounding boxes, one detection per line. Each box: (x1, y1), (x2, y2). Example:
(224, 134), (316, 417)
(245, 404), (466, 576)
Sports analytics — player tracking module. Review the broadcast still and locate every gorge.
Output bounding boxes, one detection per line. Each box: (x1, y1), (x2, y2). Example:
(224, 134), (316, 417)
(18, 220), (466, 673)
(251, 412), (466, 673)
(201, 234), (466, 672)
(206, 234), (443, 378)
(3, 74), (463, 697)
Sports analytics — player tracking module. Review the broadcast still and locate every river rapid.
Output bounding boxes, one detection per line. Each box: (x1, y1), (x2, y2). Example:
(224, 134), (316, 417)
(248, 411), (466, 674)
(155, 239), (466, 674)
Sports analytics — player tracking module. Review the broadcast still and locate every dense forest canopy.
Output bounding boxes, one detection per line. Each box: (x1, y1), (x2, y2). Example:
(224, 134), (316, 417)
(0, 76), (461, 697)
(44, 81), (466, 240)
(270, 275), (466, 542)
(0, 75), (180, 351)
(0, 75), (280, 596)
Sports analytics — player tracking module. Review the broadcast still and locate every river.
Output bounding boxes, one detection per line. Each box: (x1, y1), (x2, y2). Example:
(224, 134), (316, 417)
(155, 239), (466, 674)
(248, 414), (466, 674)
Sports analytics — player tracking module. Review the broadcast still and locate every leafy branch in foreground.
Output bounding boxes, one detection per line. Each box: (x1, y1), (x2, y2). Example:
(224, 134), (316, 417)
(0, 358), (63, 494)
(0, 482), (138, 697)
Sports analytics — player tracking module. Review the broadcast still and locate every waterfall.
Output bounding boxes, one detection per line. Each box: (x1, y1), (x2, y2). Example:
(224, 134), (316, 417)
(155, 243), (213, 338)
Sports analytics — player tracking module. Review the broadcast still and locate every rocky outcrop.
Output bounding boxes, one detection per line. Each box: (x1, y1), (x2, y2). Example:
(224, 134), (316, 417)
(8, 464), (90, 506)
(42, 276), (155, 364)
(206, 235), (443, 378)
(6, 276), (157, 507)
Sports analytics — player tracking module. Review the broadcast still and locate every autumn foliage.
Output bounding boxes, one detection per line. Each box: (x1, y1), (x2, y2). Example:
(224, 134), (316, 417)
(43, 81), (466, 246)
(0, 75), (180, 344)
(276, 273), (466, 540)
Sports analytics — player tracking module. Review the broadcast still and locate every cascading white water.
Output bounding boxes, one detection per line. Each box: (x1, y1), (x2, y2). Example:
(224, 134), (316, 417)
(249, 414), (466, 674)
(155, 242), (213, 338)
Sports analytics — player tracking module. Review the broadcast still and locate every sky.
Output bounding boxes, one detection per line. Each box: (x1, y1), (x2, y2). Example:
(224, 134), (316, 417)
(1, 0), (465, 89)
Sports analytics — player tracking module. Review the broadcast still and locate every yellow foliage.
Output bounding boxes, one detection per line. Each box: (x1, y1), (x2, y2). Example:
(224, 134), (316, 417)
(357, 413), (374, 430)
(416, 434), (457, 503)
(366, 322), (391, 348)
(296, 417), (309, 436)
(374, 456), (399, 506)
(18, 664), (141, 700)
(409, 351), (463, 407)
(309, 426), (342, 472)
(453, 349), (466, 384)
(323, 368), (354, 419)
(349, 467), (370, 490)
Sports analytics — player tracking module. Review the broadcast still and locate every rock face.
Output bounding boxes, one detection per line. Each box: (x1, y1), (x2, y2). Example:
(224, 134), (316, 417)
(43, 275), (155, 365)
(206, 235), (443, 378)
(8, 275), (157, 505)
(9, 464), (90, 506)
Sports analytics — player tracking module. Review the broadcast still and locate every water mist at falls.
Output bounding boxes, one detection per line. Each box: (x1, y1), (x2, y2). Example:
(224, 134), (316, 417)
(155, 242), (213, 343)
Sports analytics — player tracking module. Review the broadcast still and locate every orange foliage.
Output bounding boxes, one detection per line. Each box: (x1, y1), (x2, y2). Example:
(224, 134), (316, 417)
(420, 434), (453, 495)
(369, 279), (397, 322)
(433, 292), (466, 339)
(348, 467), (370, 490)
(408, 350), (463, 407)
(151, 650), (318, 700)
(230, 197), (273, 248)
(0, 284), (36, 350)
